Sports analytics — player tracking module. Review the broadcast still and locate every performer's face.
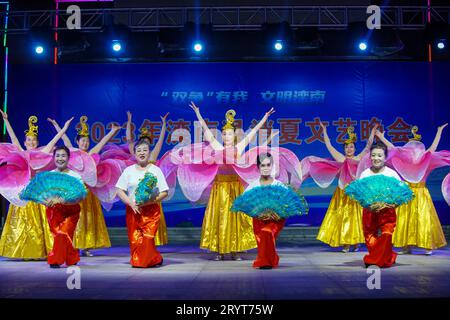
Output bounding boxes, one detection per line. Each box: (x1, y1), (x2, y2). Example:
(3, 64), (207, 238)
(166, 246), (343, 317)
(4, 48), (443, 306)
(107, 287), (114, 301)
(222, 129), (235, 147)
(258, 157), (272, 177)
(370, 147), (386, 169)
(77, 136), (90, 151)
(54, 149), (69, 170)
(135, 143), (150, 165)
(344, 143), (355, 157)
(24, 135), (38, 150)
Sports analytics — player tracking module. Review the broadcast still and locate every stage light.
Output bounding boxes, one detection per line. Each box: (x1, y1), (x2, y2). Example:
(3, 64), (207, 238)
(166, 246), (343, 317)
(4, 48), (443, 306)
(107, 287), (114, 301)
(358, 42), (368, 51)
(193, 42), (203, 52)
(34, 45), (44, 54)
(274, 41), (283, 51)
(112, 40), (122, 52)
(437, 41), (445, 49)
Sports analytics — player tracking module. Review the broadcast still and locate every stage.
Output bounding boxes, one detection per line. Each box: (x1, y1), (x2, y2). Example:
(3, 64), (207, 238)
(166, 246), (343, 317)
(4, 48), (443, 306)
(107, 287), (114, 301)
(1, 243), (449, 300)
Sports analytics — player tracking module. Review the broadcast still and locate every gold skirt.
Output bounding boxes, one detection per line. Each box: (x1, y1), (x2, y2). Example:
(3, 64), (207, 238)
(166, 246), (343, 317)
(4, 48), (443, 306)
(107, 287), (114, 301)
(393, 182), (447, 249)
(317, 187), (364, 247)
(73, 190), (111, 250)
(0, 202), (53, 259)
(155, 203), (168, 246)
(200, 174), (257, 254)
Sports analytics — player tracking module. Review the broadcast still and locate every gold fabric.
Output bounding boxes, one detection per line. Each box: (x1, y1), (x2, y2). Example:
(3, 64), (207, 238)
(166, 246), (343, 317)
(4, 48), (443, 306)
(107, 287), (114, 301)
(155, 203), (168, 246)
(0, 202), (53, 259)
(317, 187), (364, 247)
(393, 182), (447, 249)
(73, 190), (111, 250)
(200, 174), (257, 254)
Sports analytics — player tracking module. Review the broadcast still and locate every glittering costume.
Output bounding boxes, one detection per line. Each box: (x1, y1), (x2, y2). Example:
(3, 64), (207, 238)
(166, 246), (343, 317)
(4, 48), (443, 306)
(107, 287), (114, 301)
(158, 110), (303, 254)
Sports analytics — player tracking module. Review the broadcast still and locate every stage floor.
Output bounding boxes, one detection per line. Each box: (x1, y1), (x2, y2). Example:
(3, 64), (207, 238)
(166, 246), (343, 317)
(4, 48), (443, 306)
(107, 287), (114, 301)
(1, 243), (450, 300)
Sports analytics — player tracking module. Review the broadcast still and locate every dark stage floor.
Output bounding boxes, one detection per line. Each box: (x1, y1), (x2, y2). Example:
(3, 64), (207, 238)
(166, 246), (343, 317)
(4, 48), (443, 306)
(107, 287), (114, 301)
(1, 243), (450, 300)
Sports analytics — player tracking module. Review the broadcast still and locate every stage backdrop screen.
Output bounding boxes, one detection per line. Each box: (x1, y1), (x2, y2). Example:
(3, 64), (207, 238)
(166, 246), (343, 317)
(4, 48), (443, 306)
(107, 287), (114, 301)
(6, 61), (450, 227)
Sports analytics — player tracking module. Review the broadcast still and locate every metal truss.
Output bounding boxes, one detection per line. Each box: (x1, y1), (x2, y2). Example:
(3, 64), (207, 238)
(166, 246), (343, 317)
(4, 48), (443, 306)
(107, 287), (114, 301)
(1, 6), (449, 34)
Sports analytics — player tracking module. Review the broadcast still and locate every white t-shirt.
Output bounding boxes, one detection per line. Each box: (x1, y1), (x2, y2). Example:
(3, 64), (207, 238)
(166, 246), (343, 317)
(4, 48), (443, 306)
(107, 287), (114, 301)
(116, 164), (169, 203)
(52, 169), (83, 182)
(359, 166), (402, 181)
(245, 178), (286, 192)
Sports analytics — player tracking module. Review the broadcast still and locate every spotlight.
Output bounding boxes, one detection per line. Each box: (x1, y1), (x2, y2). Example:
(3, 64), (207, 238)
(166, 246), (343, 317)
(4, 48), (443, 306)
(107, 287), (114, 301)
(34, 45), (44, 54)
(112, 40), (122, 52)
(274, 41), (283, 51)
(437, 41), (446, 49)
(193, 42), (203, 52)
(358, 42), (368, 51)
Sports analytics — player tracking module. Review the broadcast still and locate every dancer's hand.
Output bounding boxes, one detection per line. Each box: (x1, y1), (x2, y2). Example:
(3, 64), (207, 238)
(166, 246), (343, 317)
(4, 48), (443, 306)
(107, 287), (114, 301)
(62, 117), (74, 129)
(438, 123), (448, 132)
(263, 107), (275, 121)
(319, 121), (328, 136)
(130, 203), (141, 215)
(111, 123), (122, 132)
(189, 101), (200, 115)
(0, 110), (8, 120)
(160, 112), (169, 125)
(375, 130), (385, 138)
(47, 118), (58, 127)
(127, 111), (132, 123)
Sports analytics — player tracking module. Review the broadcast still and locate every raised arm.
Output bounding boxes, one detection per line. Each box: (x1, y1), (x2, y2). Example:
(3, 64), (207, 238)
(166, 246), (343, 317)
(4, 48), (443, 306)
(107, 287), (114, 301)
(89, 123), (122, 155)
(41, 117), (74, 154)
(47, 118), (74, 149)
(237, 108), (275, 155)
(355, 124), (378, 160)
(375, 130), (395, 149)
(150, 112), (169, 162)
(320, 121), (345, 162)
(126, 111), (135, 155)
(260, 129), (279, 147)
(189, 101), (222, 150)
(427, 123), (448, 153)
(0, 110), (23, 150)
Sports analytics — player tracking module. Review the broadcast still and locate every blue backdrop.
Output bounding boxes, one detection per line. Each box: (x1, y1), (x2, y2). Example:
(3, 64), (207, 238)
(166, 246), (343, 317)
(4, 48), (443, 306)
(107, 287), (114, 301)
(6, 61), (450, 226)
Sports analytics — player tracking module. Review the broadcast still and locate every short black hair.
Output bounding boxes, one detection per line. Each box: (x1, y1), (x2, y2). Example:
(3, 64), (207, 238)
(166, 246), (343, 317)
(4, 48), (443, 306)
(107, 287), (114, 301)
(53, 145), (70, 158)
(134, 139), (151, 152)
(75, 134), (89, 143)
(257, 152), (273, 168)
(370, 142), (388, 157)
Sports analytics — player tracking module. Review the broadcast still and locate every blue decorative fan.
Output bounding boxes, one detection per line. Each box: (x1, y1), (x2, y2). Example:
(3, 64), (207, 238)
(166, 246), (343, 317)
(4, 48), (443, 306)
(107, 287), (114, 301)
(345, 175), (413, 208)
(231, 184), (309, 220)
(19, 171), (87, 206)
(135, 172), (158, 205)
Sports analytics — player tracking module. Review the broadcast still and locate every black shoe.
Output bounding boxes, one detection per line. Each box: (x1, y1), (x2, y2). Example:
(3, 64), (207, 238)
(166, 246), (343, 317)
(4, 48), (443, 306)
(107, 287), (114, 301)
(155, 258), (163, 267)
(50, 264), (60, 269)
(259, 266), (273, 270)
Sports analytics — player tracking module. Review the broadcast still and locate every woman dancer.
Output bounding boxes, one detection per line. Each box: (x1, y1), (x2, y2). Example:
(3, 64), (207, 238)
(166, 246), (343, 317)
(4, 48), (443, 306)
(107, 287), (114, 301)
(245, 153), (287, 269)
(115, 140), (169, 268)
(126, 111), (169, 246)
(303, 123), (376, 252)
(359, 143), (402, 268)
(0, 112), (73, 259)
(375, 124), (448, 255)
(47, 116), (121, 256)
(186, 102), (275, 260)
(47, 146), (84, 268)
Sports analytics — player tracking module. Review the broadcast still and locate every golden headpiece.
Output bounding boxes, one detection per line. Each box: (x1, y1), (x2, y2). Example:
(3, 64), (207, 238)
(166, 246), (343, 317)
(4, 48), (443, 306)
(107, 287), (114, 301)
(409, 125), (422, 141)
(24, 116), (39, 137)
(344, 127), (357, 144)
(139, 128), (152, 140)
(77, 116), (90, 137)
(222, 109), (236, 131)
